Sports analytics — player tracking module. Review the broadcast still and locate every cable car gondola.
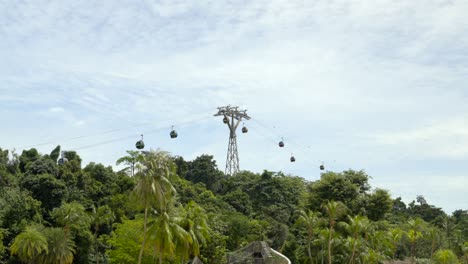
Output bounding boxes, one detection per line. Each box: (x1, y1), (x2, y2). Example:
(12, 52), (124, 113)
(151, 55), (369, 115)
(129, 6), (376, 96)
(57, 151), (68, 165)
(170, 126), (178, 138)
(242, 125), (248, 133)
(136, 134), (145, 150)
(320, 164), (325, 170)
(290, 154), (295, 162)
(278, 137), (284, 147)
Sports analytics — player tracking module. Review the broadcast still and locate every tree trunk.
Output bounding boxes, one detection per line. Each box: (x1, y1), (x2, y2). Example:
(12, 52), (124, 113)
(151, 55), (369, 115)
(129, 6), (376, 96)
(328, 228), (333, 264)
(137, 205), (148, 264)
(348, 238), (356, 264)
(308, 241), (313, 264)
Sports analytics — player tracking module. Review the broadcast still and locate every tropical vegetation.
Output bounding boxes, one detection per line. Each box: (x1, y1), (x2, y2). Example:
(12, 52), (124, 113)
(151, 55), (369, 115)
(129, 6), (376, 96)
(0, 146), (466, 263)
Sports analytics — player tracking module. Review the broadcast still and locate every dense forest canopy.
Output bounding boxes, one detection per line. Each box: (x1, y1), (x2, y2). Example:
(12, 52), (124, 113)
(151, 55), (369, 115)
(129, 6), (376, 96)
(0, 146), (466, 264)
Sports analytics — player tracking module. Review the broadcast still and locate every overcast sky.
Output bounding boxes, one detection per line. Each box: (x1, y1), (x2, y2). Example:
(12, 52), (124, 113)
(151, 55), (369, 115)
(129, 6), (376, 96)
(1, 0), (467, 213)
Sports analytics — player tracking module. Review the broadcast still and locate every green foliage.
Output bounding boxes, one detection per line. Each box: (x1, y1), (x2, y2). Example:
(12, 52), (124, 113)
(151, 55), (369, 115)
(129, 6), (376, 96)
(19, 148), (41, 173)
(107, 218), (152, 264)
(0, 146), (467, 264)
(184, 154), (225, 192)
(10, 225), (48, 263)
(21, 173), (68, 216)
(433, 249), (459, 264)
(366, 188), (393, 221)
(0, 187), (42, 242)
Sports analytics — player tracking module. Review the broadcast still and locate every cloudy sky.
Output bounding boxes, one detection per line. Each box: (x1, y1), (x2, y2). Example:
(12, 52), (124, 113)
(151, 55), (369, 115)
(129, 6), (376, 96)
(1, 0), (467, 213)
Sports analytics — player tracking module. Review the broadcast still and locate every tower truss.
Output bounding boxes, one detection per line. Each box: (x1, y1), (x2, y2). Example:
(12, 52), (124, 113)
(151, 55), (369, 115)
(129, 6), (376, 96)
(214, 106), (251, 176)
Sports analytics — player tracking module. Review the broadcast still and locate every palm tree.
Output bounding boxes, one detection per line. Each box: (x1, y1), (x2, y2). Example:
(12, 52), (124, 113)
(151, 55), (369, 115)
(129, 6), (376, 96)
(406, 218), (425, 264)
(462, 241), (468, 264)
(432, 249), (458, 264)
(178, 201), (210, 263)
(133, 150), (177, 264)
(149, 211), (192, 264)
(426, 227), (441, 260)
(116, 150), (143, 177)
(52, 202), (91, 238)
(342, 215), (371, 264)
(91, 205), (115, 264)
(297, 209), (322, 264)
(38, 227), (75, 264)
(322, 201), (347, 264)
(388, 228), (403, 262)
(10, 226), (48, 264)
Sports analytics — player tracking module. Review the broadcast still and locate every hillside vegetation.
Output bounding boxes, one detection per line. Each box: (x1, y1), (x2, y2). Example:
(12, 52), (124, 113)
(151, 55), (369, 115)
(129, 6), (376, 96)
(0, 147), (467, 264)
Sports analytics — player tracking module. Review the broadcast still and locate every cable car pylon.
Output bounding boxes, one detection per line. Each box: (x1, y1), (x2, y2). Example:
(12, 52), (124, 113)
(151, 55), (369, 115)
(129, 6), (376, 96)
(215, 106), (251, 176)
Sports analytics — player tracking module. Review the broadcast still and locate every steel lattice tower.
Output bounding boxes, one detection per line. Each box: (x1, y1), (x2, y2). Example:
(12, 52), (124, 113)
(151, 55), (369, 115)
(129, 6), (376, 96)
(215, 106), (251, 176)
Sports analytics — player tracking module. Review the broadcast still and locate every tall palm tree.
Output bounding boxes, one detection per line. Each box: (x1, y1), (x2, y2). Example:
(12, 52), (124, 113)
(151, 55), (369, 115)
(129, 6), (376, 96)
(133, 150), (177, 264)
(406, 218), (425, 264)
(343, 215), (371, 264)
(178, 201), (210, 263)
(91, 205), (115, 264)
(388, 228), (403, 262)
(116, 150), (143, 177)
(322, 201), (347, 264)
(10, 226), (48, 264)
(426, 227), (441, 260)
(297, 209), (322, 264)
(149, 211), (192, 264)
(52, 202), (91, 238)
(38, 227), (75, 264)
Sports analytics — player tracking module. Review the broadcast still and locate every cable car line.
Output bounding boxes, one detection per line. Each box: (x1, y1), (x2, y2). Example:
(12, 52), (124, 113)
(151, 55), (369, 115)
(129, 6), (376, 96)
(14, 111), (211, 151)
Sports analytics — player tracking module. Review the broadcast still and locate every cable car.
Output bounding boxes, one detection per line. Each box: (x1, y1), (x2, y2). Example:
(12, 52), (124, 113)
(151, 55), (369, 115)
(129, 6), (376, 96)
(290, 154), (295, 162)
(320, 164), (325, 170)
(57, 157), (68, 165)
(170, 126), (178, 138)
(242, 126), (248, 133)
(223, 116), (229, 124)
(57, 151), (68, 165)
(136, 134), (145, 149)
(278, 138), (284, 147)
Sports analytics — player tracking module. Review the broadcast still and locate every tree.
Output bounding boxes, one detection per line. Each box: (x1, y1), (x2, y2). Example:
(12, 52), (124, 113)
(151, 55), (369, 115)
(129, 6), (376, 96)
(179, 201), (210, 261)
(91, 205), (115, 264)
(132, 150), (177, 264)
(323, 201), (347, 264)
(432, 249), (458, 264)
(366, 189), (393, 221)
(388, 228), (404, 262)
(19, 148), (40, 173)
(38, 227), (75, 264)
(116, 150), (143, 177)
(10, 226), (48, 263)
(296, 209), (321, 264)
(406, 218), (425, 264)
(49, 145), (61, 162)
(343, 215), (371, 264)
(21, 173), (68, 215)
(148, 211), (192, 264)
(185, 155), (224, 192)
(52, 202), (91, 238)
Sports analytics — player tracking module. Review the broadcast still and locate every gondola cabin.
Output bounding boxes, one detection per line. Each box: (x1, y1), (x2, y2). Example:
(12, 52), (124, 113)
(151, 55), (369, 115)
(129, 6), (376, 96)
(136, 135), (145, 149)
(170, 130), (178, 138)
(57, 157), (68, 165)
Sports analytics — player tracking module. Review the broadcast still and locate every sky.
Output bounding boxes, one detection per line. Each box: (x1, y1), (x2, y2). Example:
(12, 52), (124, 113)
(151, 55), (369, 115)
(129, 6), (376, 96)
(1, 0), (467, 213)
